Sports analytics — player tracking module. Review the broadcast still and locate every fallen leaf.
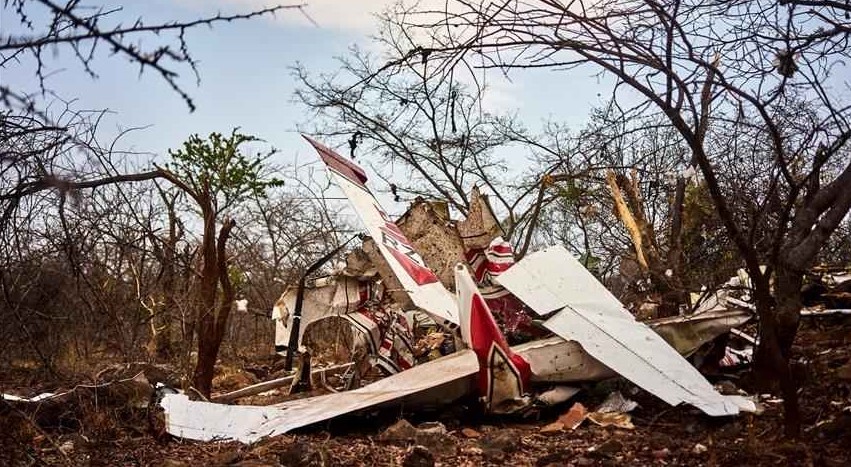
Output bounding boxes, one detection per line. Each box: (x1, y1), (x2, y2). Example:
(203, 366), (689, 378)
(461, 427), (482, 439)
(558, 402), (588, 430)
(586, 411), (635, 430)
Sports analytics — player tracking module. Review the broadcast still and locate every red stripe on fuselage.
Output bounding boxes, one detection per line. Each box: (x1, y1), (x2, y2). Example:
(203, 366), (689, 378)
(303, 135), (368, 187)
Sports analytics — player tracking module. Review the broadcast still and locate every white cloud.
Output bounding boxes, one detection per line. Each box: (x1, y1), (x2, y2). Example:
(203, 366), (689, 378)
(181, 0), (401, 31)
(176, 0), (465, 32)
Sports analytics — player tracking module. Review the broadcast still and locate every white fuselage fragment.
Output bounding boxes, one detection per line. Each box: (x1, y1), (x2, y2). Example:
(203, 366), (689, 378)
(496, 245), (753, 416)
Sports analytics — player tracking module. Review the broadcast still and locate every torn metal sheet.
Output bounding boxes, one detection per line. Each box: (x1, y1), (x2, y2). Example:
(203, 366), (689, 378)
(161, 349), (479, 443)
(650, 309), (753, 358)
(2, 392), (57, 402)
(272, 275), (366, 352)
(494, 245), (631, 320)
(465, 236), (542, 341)
(497, 245), (753, 416)
(304, 136), (458, 327)
(516, 309), (749, 384)
(162, 306), (750, 443)
(271, 259), (417, 374)
(595, 391), (639, 413)
(536, 386), (581, 406)
(5, 373), (153, 427)
(693, 269), (755, 314)
(212, 363), (355, 403)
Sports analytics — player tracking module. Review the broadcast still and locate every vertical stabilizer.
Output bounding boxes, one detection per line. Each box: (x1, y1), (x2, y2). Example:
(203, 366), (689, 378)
(455, 264), (531, 412)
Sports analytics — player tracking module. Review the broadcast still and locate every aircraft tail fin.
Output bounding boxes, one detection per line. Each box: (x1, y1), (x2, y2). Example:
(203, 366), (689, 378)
(455, 264), (531, 413)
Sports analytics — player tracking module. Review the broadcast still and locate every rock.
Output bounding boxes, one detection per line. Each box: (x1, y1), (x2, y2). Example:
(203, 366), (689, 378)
(575, 456), (595, 466)
(379, 419), (418, 443)
(692, 443), (708, 455)
(460, 427), (482, 439)
(592, 439), (623, 458)
(402, 445), (435, 467)
(481, 429), (521, 454)
(415, 431), (457, 457)
(417, 421), (447, 435)
(652, 448), (671, 460)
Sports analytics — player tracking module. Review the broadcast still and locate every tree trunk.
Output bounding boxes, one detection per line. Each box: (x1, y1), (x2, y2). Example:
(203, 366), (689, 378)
(753, 266), (802, 437)
(607, 170), (685, 317)
(191, 215), (236, 398)
(153, 198), (181, 361)
(192, 205), (220, 397)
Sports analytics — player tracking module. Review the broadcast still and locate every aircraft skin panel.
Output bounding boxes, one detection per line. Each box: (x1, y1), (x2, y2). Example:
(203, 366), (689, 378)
(161, 348), (480, 443)
(545, 307), (739, 415)
(497, 245), (746, 416)
(495, 245), (631, 319)
(304, 136), (458, 327)
(160, 308), (754, 442)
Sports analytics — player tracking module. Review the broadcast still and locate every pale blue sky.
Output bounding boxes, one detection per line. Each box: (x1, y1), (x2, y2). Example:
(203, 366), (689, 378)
(3, 0), (612, 199)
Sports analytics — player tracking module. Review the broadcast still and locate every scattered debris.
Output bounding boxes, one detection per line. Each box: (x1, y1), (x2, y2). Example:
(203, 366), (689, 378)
(539, 421), (564, 434)
(159, 137), (760, 443)
(416, 421), (447, 435)
(586, 411), (635, 430)
(595, 391), (638, 413)
(497, 245), (754, 416)
(558, 402), (588, 430)
(212, 363), (354, 403)
(4, 372), (153, 427)
(535, 385), (581, 406)
(801, 307), (851, 317)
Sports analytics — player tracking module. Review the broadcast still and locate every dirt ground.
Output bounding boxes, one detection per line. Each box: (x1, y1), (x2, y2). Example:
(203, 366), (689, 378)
(2, 316), (850, 466)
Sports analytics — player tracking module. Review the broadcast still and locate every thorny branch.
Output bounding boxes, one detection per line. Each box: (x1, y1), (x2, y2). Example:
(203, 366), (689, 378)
(1, 0), (306, 112)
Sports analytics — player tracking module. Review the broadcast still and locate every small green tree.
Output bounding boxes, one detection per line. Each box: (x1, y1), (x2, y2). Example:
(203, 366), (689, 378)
(159, 130), (281, 396)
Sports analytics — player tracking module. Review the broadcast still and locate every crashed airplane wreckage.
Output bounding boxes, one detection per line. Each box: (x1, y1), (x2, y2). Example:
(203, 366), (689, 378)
(161, 137), (755, 443)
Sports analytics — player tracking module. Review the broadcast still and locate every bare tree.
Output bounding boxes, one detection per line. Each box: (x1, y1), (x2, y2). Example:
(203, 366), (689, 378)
(0, 1), (322, 389)
(294, 5), (571, 250)
(383, 0), (851, 435)
(1, 0), (302, 112)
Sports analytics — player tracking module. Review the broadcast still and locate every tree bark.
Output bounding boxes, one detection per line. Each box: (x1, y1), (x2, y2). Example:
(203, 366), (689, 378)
(191, 215), (236, 397)
(752, 265), (802, 437)
(191, 203), (220, 397)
